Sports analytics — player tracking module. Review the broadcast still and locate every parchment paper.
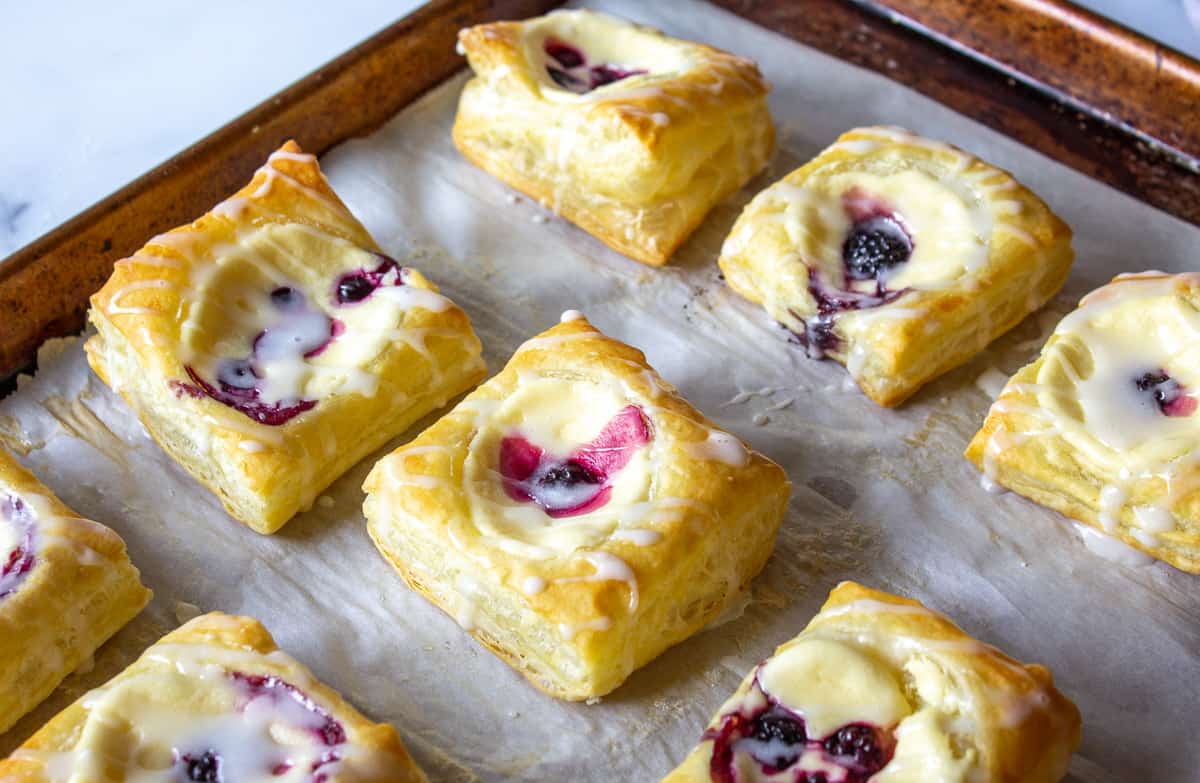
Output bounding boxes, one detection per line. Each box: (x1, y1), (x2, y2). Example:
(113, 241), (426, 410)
(2, 1), (1197, 779)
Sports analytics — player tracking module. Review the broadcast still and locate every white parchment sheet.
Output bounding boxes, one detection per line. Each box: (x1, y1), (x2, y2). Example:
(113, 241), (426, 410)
(2, 0), (1197, 779)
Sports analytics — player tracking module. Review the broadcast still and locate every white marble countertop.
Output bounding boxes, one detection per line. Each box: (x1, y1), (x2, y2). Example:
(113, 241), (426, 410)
(3, 0), (1198, 259)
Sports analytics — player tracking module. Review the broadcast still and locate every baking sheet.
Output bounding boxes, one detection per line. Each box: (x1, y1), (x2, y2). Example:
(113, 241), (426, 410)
(2, 0), (1198, 779)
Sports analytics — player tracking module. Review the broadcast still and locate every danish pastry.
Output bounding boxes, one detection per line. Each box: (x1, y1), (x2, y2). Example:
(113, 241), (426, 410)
(363, 312), (791, 700)
(0, 612), (426, 782)
(0, 448), (151, 735)
(967, 271), (1200, 572)
(86, 141), (487, 534)
(718, 126), (1073, 407)
(663, 582), (1080, 783)
(452, 9), (775, 266)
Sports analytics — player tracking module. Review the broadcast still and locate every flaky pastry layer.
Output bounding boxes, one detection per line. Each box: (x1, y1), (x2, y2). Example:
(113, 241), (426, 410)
(967, 272), (1200, 572)
(719, 126), (1073, 406)
(0, 449), (151, 735)
(86, 141), (486, 533)
(364, 314), (790, 700)
(0, 612), (426, 783)
(663, 582), (1080, 783)
(453, 9), (774, 266)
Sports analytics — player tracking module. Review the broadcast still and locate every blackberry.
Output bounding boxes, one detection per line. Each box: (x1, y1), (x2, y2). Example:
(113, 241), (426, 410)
(842, 221), (911, 280)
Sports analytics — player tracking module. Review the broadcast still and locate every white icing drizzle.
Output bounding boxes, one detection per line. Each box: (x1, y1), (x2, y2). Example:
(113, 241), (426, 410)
(558, 617), (612, 641)
(722, 386), (781, 406)
(815, 595), (1064, 730)
(521, 575), (548, 596)
(1097, 484), (1127, 531)
(100, 147), (479, 459)
(377, 341), (745, 644)
(1072, 523), (1155, 566)
(974, 366), (1010, 399)
(979, 473), (1008, 495)
(608, 527), (663, 546)
(979, 273), (1200, 555)
(105, 279), (174, 316)
(15, 634), (389, 783)
(1, 488), (114, 583)
(461, 8), (763, 220)
(721, 126), (1051, 367)
(683, 429), (749, 467)
(552, 550), (639, 610)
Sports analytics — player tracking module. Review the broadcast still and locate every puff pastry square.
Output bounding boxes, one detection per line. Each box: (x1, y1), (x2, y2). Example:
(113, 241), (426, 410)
(967, 272), (1200, 573)
(86, 141), (487, 534)
(363, 312), (791, 700)
(0, 448), (151, 735)
(0, 612), (426, 782)
(719, 126), (1073, 407)
(663, 582), (1080, 783)
(452, 9), (775, 267)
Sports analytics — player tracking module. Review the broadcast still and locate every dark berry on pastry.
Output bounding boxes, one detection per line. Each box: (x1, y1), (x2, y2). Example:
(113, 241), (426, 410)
(589, 64), (645, 89)
(181, 750), (222, 783)
(842, 218), (912, 281)
(498, 405), (650, 517)
(233, 672), (347, 746)
(543, 37), (646, 93)
(545, 38), (585, 69)
(334, 253), (403, 305)
(747, 708), (808, 769)
(0, 496), (35, 598)
(822, 723), (890, 775)
(336, 275), (375, 304)
(269, 286), (304, 310)
(1135, 370), (1198, 417)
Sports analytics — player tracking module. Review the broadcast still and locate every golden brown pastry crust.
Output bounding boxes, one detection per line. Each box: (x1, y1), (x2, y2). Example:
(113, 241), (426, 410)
(966, 272), (1200, 572)
(719, 126), (1073, 407)
(453, 9), (775, 266)
(363, 314), (791, 700)
(663, 582), (1080, 783)
(0, 449), (151, 735)
(86, 140), (486, 534)
(0, 612), (426, 783)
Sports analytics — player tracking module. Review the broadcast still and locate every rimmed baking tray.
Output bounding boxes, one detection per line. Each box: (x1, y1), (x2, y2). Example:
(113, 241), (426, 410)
(2, 0), (1198, 385)
(2, 1), (1199, 778)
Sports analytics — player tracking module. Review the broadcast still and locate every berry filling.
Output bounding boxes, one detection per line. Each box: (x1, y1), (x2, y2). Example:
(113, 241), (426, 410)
(543, 37), (647, 94)
(837, 190), (913, 288)
(787, 190), (911, 359)
(173, 673), (347, 782)
(0, 495), (35, 599)
(233, 672), (347, 747)
(822, 724), (889, 773)
(172, 253), (408, 426)
(180, 750), (222, 782)
(842, 219), (912, 281)
(334, 253), (405, 305)
(498, 405), (651, 517)
(1134, 370), (1198, 417)
(704, 676), (896, 783)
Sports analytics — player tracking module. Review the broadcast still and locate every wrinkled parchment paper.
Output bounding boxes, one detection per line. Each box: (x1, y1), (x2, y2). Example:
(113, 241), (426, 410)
(2, 1), (1197, 779)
